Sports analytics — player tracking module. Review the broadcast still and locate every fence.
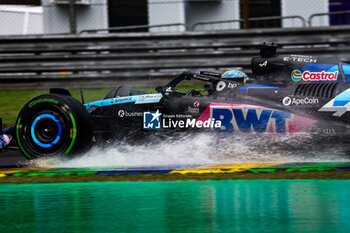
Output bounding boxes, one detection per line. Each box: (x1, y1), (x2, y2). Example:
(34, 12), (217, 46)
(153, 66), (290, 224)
(80, 12), (350, 34)
(2, 0), (350, 35)
(191, 16), (307, 31)
(80, 23), (187, 34)
(1, 6), (350, 35)
(308, 10), (350, 27)
(0, 25), (350, 90)
(0, 6), (43, 35)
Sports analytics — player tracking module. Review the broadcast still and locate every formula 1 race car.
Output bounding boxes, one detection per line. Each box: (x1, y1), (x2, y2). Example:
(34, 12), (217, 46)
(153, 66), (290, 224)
(2, 43), (350, 159)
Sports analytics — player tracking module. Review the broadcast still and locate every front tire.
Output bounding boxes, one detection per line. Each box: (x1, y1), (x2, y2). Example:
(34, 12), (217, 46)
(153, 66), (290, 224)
(16, 94), (91, 159)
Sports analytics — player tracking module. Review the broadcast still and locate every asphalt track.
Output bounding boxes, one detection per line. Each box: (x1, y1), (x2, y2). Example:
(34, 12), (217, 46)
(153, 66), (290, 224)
(1, 162), (350, 183)
(0, 150), (27, 168)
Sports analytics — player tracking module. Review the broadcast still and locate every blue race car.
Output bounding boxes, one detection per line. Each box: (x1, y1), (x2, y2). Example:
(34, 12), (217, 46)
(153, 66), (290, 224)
(2, 43), (350, 159)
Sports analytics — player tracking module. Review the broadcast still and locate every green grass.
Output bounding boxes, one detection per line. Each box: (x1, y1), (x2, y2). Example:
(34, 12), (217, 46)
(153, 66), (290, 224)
(0, 86), (203, 127)
(0, 88), (106, 127)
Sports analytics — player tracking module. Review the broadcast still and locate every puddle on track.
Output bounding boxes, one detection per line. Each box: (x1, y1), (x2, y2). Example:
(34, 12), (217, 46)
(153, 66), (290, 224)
(27, 132), (350, 168)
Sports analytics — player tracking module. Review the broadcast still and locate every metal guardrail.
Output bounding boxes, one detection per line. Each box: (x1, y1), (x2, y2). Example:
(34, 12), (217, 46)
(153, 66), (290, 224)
(80, 23), (187, 34)
(191, 16), (307, 31)
(308, 10), (350, 27)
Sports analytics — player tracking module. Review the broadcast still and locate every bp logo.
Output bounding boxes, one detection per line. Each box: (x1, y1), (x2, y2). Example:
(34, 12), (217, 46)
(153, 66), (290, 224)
(291, 70), (302, 82)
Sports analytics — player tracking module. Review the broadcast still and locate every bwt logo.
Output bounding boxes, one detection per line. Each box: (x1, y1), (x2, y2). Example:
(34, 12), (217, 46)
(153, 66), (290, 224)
(143, 110), (162, 129)
(210, 106), (292, 133)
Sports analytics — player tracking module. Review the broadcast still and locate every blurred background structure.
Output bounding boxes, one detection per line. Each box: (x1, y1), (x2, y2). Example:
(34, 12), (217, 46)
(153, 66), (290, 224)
(0, 0), (350, 90)
(0, 0), (350, 35)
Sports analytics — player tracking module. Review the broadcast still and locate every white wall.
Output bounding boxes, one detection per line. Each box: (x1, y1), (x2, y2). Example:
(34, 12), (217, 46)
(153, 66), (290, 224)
(148, 0), (186, 32)
(282, 0), (329, 27)
(147, 0), (240, 32)
(0, 5), (43, 35)
(41, 0), (108, 34)
(186, 1), (240, 31)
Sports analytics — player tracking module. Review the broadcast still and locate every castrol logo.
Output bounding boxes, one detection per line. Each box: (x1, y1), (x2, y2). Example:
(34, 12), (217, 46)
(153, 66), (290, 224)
(291, 69), (338, 82)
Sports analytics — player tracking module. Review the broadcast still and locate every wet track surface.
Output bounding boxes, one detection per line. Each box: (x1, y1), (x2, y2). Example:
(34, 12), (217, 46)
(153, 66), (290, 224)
(1, 133), (350, 181)
(0, 150), (26, 168)
(1, 162), (350, 183)
(2, 137), (350, 232)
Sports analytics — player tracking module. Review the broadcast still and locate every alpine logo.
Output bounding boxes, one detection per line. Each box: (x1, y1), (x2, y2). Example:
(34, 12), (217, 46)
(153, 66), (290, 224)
(291, 70), (338, 82)
(259, 61), (268, 67)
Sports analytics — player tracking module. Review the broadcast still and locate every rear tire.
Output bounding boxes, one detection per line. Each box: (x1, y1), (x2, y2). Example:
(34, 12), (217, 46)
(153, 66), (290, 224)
(16, 94), (91, 159)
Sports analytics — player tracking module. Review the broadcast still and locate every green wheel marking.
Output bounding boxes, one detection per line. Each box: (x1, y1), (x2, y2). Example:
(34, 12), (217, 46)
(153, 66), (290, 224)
(65, 111), (77, 154)
(29, 99), (59, 108)
(16, 117), (32, 159)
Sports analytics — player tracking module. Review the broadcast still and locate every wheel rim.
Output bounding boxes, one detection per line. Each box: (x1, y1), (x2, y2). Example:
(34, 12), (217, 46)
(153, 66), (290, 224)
(30, 114), (62, 148)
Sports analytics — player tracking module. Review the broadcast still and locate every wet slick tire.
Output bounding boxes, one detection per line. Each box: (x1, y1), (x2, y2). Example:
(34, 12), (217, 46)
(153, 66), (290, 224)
(16, 94), (91, 159)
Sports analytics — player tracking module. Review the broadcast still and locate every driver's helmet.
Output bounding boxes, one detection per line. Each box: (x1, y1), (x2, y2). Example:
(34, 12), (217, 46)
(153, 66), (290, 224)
(221, 70), (248, 83)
